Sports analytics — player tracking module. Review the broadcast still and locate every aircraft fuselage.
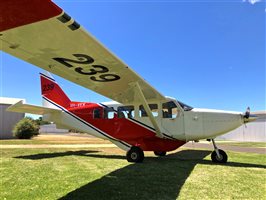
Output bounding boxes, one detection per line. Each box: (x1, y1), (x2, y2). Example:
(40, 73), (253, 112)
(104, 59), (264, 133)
(43, 97), (245, 152)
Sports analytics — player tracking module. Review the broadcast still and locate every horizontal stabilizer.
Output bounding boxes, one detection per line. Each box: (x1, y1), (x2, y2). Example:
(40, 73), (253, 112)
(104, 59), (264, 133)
(7, 100), (61, 115)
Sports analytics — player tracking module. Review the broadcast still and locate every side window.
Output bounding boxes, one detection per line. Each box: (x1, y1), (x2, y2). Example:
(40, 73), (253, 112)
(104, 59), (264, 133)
(118, 106), (134, 118)
(104, 107), (115, 119)
(139, 105), (148, 117)
(93, 108), (101, 119)
(162, 101), (179, 119)
(149, 104), (158, 117)
(139, 104), (158, 117)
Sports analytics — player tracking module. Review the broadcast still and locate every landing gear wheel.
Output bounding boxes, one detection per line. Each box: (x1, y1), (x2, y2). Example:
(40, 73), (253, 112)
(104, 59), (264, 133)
(154, 151), (167, 157)
(126, 146), (144, 163)
(211, 149), (228, 163)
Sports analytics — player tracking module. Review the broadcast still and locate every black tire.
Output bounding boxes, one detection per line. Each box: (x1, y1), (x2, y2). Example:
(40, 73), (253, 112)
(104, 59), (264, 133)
(211, 149), (228, 163)
(126, 146), (144, 163)
(154, 151), (167, 157)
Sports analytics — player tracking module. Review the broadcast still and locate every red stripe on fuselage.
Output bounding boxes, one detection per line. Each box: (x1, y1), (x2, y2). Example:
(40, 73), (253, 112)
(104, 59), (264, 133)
(68, 103), (186, 152)
(0, 0), (62, 32)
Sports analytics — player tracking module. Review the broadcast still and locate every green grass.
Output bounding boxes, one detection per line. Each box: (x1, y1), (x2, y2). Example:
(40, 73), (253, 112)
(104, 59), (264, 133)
(2, 138), (265, 148)
(217, 142), (266, 148)
(1, 147), (265, 200)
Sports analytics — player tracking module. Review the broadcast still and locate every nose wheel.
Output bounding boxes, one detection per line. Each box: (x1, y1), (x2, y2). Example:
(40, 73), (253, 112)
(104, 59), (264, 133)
(211, 139), (228, 163)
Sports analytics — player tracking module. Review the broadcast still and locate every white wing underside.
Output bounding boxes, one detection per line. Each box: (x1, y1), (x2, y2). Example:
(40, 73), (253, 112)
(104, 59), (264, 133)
(7, 100), (61, 115)
(1, 11), (166, 105)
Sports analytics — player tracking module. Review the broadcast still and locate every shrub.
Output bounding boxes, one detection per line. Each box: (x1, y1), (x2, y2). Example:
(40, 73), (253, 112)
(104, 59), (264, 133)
(34, 117), (50, 126)
(12, 118), (39, 139)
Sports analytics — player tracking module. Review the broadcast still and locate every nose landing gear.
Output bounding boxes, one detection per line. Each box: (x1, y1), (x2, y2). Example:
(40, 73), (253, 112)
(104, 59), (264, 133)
(210, 139), (228, 163)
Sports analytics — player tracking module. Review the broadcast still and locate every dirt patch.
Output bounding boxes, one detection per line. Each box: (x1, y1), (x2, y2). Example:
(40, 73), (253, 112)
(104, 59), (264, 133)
(33, 134), (112, 144)
(0, 144), (116, 149)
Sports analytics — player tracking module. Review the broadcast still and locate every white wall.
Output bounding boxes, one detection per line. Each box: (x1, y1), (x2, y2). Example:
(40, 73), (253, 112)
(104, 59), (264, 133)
(218, 114), (266, 142)
(0, 104), (25, 139)
(39, 124), (69, 133)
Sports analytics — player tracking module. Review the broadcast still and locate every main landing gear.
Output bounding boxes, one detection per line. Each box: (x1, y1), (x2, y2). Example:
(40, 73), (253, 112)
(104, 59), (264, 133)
(210, 139), (228, 163)
(126, 146), (168, 163)
(126, 146), (144, 163)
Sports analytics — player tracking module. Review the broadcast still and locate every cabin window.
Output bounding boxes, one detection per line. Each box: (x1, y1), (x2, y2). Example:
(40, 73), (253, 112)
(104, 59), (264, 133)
(104, 107), (115, 119)
(162, 101), (179, 119)
(149, 104), (158, 117)
(139, 104), (158, 117)
(139, 105), (148, 117)
(93, 109), (101, 119)
(118, 106), (134, 118)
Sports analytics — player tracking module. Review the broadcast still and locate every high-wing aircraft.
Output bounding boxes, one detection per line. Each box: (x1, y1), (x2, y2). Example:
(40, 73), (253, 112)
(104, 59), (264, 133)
(1, 0), (257, 163)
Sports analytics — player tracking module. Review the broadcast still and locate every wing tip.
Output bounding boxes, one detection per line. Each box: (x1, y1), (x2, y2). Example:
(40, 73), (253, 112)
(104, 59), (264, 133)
(6, 100), (24, 112)
(0, 0), (63, 32)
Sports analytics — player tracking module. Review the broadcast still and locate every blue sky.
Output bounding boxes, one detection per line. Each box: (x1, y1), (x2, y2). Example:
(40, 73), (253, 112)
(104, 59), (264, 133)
(1, 0), (265, 115)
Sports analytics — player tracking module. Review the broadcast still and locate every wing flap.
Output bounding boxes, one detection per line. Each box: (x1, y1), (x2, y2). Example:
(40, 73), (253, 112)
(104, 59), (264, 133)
(7, 100), (61, 115)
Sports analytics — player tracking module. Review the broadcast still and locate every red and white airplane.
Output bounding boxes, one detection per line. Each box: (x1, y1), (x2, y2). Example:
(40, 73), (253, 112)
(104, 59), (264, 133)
(1, 0), (256, 163)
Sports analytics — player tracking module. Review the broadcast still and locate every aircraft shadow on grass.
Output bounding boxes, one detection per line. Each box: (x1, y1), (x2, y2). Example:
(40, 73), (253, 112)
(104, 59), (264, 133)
(15, 149), (266, 200)
(14, 150), (99, 160)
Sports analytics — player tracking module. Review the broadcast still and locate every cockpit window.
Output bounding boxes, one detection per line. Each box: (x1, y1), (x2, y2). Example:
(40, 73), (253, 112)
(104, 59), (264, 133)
(177, 101), (193, 111)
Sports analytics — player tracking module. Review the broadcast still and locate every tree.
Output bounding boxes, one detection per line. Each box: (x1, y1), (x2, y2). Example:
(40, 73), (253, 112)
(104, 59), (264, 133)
(34, 117), (50, 126)
(12, 117), (39, 139)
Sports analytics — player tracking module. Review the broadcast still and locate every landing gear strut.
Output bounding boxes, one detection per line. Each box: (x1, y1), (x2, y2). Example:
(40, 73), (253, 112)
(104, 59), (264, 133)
(126, 146), (144, 163)
(211, 139), (228, 163)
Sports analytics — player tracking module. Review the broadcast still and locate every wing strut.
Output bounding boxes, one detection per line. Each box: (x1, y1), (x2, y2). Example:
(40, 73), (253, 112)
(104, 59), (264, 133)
(133, 82), (163, 138)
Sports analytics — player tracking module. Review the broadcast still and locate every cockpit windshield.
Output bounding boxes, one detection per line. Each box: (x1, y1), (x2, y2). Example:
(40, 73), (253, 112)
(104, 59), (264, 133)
(177, 101), (193, 111)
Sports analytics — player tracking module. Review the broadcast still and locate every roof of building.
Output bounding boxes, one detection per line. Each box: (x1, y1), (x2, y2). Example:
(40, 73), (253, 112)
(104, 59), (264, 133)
(0, 97), (25, 105)
(252, 110), (266, 115)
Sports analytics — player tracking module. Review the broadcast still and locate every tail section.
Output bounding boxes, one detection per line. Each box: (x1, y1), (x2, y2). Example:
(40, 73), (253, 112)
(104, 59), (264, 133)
(40, 72), (70, 108)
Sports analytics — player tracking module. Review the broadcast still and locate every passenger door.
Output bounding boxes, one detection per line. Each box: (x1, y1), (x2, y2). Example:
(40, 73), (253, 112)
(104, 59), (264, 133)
(161, 101), (185, 140)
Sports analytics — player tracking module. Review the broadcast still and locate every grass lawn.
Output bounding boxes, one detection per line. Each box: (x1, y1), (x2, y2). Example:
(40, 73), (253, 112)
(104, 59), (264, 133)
(217, 141), (266, 148)
(1, 146), (265, 200)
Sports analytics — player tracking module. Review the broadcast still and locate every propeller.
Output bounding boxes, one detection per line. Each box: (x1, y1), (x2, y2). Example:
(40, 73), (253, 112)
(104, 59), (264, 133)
(243, 107), (250, 119)
(243, 107), (257, 123)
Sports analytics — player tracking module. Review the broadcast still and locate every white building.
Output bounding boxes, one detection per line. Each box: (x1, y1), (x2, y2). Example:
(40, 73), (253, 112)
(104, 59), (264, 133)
(0, 97), (25, 139)
(39, 124), (69, 134)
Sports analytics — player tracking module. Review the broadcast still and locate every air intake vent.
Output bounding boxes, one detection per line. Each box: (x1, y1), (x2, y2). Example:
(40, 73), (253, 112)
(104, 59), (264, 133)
(57, 12), (71, 23)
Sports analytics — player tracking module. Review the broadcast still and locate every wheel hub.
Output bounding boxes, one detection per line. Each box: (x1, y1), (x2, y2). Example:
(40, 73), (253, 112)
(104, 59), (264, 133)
(216, 154), (223, 161)
(131, 152), (138, 160)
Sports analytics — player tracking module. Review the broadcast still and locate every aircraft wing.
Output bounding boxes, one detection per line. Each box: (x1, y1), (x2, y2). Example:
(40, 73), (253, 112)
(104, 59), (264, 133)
(7, 100), (61, 115)
(0, 0), (166, 104)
